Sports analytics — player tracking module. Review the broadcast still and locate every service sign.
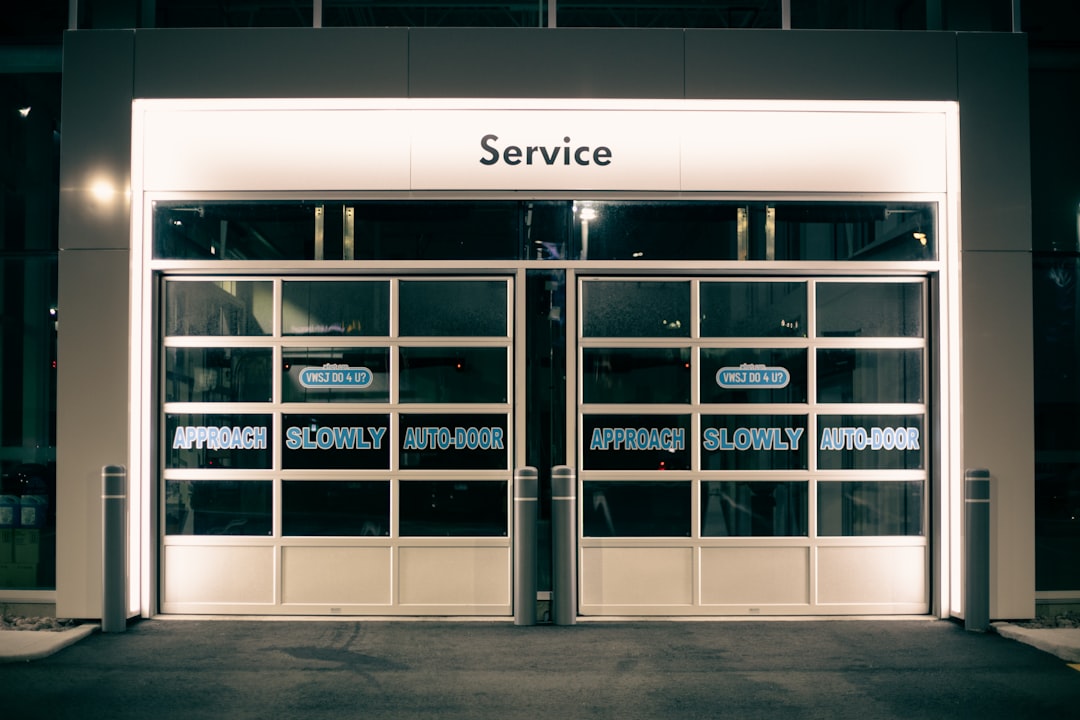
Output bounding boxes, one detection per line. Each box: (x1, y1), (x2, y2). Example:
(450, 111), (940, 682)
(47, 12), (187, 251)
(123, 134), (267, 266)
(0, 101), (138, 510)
(282, 413), (390, 470)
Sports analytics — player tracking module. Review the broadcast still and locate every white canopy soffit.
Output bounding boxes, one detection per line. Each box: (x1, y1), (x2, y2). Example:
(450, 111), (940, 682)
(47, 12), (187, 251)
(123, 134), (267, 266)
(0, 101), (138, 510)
(133, 98), (954, 194)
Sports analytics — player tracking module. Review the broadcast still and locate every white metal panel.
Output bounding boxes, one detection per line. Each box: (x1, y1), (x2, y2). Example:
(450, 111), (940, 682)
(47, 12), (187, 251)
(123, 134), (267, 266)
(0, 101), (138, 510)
(398, 546), (510, 606)
(163, 545), (274, 605)
(700, 546), (810, 605)
(816, 546), (927, 606)
(581, 547), (693, 606)
(281, 546), (392, 605)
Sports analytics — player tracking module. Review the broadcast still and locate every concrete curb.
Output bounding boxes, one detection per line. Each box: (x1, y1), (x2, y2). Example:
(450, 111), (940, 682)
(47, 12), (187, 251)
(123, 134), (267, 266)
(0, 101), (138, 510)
(0, 623), (99, 663)
(994, 622), (1080, 664)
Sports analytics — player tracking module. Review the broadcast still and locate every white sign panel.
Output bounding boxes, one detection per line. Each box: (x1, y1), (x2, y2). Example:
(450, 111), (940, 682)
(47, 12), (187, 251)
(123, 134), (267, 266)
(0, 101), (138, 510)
(135, 100), (952, 194)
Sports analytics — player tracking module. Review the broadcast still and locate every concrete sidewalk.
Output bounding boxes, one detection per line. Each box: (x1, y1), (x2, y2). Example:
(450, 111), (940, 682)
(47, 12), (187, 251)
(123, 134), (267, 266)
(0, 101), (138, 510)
(2, 618), (1079, 664)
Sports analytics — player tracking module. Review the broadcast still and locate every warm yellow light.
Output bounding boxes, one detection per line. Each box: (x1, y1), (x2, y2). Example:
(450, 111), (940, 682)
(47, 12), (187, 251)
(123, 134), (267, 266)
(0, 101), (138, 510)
(579, 207), (597, 221)
(18, 106), (31, 118)
(91, 179), (116, 202)
(913, 231), (928, 246)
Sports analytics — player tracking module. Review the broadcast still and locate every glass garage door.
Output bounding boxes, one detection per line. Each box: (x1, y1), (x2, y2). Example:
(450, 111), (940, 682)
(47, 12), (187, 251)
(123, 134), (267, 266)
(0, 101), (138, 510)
(159, 276), (514, 615)
(577, 277), (929, 615)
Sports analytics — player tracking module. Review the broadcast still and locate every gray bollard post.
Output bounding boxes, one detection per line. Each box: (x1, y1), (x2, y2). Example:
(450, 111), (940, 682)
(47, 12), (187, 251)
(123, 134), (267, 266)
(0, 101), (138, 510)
(552, 465), (577, 626)
(102, 465), (128, 633)
(964, 468), (990, 632)
(514, 467), (539, 626)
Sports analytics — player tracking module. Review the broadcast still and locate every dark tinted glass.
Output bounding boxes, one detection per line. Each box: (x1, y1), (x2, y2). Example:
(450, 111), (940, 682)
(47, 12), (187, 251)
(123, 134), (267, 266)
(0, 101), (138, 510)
(560, 1), (780, 28)
(325, 1), (543, 28)
(701, 348), (808, 404)
(574, 202), (739, 260)
(817, 282), (924, 338)
(701, 282), (806, 337)
(164, 480), (272, 535)
(282, 281), (389, 336)
(817, 349), (923, 404)
(702, 481), (808, 537)
(400, 347), (508, 403)
(166, 347), (272, 403)
(582, 348), (690, 404)
(282, 481), (390, 536)
(399, 280), (508, 337)
(582, 281), (690, 337)
(165, 281), (272, 336)
(399, 480), (508, 536)
(817, 481), (924, 536)
(583, 481), (691, 537)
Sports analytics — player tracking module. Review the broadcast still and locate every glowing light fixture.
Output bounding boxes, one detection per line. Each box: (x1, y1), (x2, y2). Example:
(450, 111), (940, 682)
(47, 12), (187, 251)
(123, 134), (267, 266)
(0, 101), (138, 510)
(18, 106), (31, 118)
(913, 231), (928, 246)
(91, 178), (116, 202)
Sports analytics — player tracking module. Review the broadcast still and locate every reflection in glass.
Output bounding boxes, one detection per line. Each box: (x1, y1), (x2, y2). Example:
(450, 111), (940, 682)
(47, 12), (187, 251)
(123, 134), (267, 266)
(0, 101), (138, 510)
(399, 481), (507, 536)
(817, 349), (923, 404)
(282, 281), (389, 336)
(282, 481), (389, 536)
(399, 280), (508, 336)
(700, 282), (806, 337)
(583, 481), (691, 537)
(582, 348), (690, 404)
(818, 481), (923, 536)
(817, 415), (924, 470)
(816, 282), (923, 337)
(165, 281), (272, 336)
(400, 347), (507, 403)
(164, 480), (272, 535)
(701, 482), (808, 536)
(282, 347), (389, 403)
(166, 347), (272, 403)
(701, 348), (808, 404)
(571, 202), (739, 260)
(582, 280), (690, 337)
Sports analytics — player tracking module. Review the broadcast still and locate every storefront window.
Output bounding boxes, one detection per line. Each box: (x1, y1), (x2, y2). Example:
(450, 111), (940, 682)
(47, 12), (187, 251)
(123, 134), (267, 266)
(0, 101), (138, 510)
(583, 481), (692, 537)
(817, 480), (924, 536)
(702, 481), (808, 537)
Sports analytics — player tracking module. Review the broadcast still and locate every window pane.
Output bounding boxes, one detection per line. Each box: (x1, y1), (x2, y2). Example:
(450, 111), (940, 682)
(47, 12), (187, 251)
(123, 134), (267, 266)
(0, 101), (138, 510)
(817, 349), (923, 404)
(701, 415), (808, 471)
(154, 202), (318, 260)
(573, 202), (738, 260)
(818, 415), (925, 470)
(582, 414), (690, 471)
(282, 281), (389, 336)
(166, 348), (272, 403)
(701, 282), (806, 337)
(351, 202), (521, 260)
(165, 414), (272, 470)
(399, 414), (508, 470)
(165, 281), (272, 336)
(399, 280), (507, 337)
(791, 1), (928, 31)
(399, 481), (507, 536)
(816, 282), (923, 338)
(582, 348), (690, 404)
(282, 481), (389, 537)
(582, 281), (690, 337)
(817, 481), (924, 536)
(774, 203), (935, 261)
(164, 480), (271, 536)
(560, 2), (780, 28)
(282, 347), (389, 403)
(325, 2), (543, 29)
(701, 348), (808, 404)
(583, 481), (691, 537)
(400, 347), (507, 403)
(282, 414), (390, 470)
(702, 482), (808, 537)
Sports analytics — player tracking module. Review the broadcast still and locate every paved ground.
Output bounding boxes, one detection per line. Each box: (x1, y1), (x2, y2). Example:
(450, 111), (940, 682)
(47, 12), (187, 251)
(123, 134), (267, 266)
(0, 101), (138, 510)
(2, 618), (1080, 720)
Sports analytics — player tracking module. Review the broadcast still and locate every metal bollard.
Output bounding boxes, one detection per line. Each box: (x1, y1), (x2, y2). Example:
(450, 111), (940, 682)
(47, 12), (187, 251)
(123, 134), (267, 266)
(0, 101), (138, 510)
(514, 467), (538, 626)
(964, 468), (990, 632)
(102, 465), (128, 633)
(551, 465), (577, 626)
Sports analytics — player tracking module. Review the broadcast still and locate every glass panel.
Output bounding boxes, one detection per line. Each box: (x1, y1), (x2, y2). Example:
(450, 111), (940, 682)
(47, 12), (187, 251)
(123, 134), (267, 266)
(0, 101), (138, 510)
(399, 480), (508, 537)
(559, 1), (781, 28)
(701, 415), (809, 471)
(1033, 256), (1080, 590)
(582, 414), (690, 471)
(165, 347), (272, 403)
(573, 202), (738, 260)
(400, 347), (507, 404)
(774, 203), (936, 261)
(325, 2), (543, 28)
(154, 0), (312, 28)
(702, 482), (809, 537)
(701, 282), (807, 337)
(816, 282), (923, 338)
(817, 415), (925, 470)
(282, 414), (390, 470)
(791, 0), (927, 30)
(582, 281), (690, 337)
(817, 481), (924, 536)
(164, 413), (273, 470)
(164, 480), (272, 535)
(582, 348), (690, 404)
(154, 202), (319, 260)
(701, 348), (808, 404)
(282, 347), (389, 403)
(282, 481), (390, 537)
(351, 202), (521, 260)
(165, 281), (272, 336)
(582, 481), (691, 537)
(817, 348), (923, 404)
(400, 414), (508, 470)
(282, 281), (389, 336)
(399, 280), (508, 337)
